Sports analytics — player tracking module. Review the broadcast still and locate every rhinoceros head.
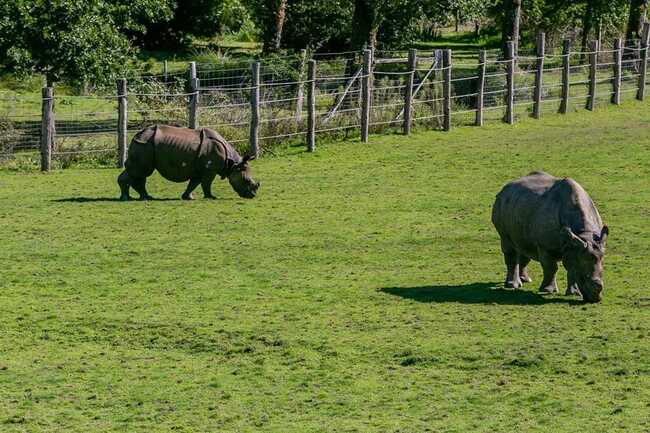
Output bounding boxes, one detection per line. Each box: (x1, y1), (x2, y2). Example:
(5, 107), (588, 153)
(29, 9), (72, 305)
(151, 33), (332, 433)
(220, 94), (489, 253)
(562, 226), (609, 303)
(228, 154), (260, 199)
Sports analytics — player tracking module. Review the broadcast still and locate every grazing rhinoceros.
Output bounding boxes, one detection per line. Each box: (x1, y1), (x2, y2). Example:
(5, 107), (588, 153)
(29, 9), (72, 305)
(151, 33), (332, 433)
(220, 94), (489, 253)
(491, 171), (609, 303)
(117, 125), (260, 201)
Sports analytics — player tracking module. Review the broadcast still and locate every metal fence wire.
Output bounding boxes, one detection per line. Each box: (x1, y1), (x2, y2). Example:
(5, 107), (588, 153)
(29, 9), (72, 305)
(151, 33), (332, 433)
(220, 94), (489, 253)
(2, 35), (650, 169)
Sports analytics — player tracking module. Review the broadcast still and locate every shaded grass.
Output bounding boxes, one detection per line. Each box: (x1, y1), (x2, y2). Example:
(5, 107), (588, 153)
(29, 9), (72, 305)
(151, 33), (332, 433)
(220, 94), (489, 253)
(1, 99), (650, 432)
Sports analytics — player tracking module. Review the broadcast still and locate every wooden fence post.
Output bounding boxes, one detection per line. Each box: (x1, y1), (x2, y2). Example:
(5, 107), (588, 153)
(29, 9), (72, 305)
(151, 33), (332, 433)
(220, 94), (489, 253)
(560, 40), (571, 114)
(307, 59), (316, 152)
(163, 60), (168, 83)
(40, 87), (54, 172)
(637, 23), (650, 101)
(476, 50), (486, 126)
(404, 48), (417, 135)
(189, 77), (199, 129)
(117, 79), (128, 168)
(250, 61), (261, 156)
(295, 49), (307, 124)
(613, 38), (622, 105)
(587, 40), (598, 111)
(443, 49), (452, 131)
(361, 49), (372, 142)
(505, 41), (515, 124)
(533, 32), (545, 119)
(188, 61), (197, 84)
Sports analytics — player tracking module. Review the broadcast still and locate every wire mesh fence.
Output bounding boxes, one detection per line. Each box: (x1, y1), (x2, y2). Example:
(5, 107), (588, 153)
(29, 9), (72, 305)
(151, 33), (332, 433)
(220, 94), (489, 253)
(2, 37), (650, 170)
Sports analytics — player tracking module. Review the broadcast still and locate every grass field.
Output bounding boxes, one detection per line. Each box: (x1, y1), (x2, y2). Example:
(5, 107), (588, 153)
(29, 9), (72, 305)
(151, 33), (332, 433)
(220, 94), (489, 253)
(1, 99), (650, 432)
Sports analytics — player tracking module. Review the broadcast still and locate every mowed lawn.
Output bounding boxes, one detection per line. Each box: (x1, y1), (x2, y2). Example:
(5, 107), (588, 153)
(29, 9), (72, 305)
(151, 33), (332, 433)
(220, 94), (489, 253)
(1, 101), (650, 433)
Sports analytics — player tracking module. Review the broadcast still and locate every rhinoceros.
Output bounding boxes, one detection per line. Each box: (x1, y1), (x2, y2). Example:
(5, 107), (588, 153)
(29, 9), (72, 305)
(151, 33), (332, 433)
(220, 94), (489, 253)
(117, 125), (260, 201)
(491, 171), (609, 303)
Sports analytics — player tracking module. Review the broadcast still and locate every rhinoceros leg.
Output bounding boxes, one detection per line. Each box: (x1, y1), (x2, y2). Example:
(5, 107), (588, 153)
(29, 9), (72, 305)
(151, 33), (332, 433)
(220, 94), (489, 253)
(201, 173), (217, 199)
(501, 238), (522, 289)
(538, 251), (558, 294)
(518, 255), (533, 283)
(117, 170), (132, 201)
(182, 178), (201, 200)
(131, 177), (153, 200)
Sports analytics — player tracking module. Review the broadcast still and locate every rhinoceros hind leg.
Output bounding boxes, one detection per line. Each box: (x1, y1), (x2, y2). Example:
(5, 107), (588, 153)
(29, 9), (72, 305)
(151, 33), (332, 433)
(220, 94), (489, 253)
(501, 239), (522, 289)
(182, 178), (201, 200)
(118, 170), (132, 201)
(538, 252), (558, 294)
(518, 255), (533, 283)
(132, 177), (153, 200)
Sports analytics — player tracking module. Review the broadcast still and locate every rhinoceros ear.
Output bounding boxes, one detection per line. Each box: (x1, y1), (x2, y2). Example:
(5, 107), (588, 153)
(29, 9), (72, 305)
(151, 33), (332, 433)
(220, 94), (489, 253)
(242, 153), (257, 164)
(598, 225), (609, 246)
(562, 226), (587, 250)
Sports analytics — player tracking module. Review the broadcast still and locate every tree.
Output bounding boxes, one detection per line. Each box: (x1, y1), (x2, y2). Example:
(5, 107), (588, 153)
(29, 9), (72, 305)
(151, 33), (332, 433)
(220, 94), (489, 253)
(140, 0), (250, 49)
(245, 0), (291, 53)
(501, 0), (522, 56)
(0, 0), (173, 86)
(626, 0), (648, 42)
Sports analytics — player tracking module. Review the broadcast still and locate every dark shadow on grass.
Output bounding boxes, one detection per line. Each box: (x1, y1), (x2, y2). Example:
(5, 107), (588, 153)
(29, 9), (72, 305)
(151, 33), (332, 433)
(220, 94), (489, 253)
(53, 197), (180, 203)
(380, 282), (582, 306)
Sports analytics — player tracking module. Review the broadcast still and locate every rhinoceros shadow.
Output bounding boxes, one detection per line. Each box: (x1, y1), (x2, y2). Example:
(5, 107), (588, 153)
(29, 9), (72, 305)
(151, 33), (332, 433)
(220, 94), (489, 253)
(54, 197), (187, 203)
(380, 283), (582, 306)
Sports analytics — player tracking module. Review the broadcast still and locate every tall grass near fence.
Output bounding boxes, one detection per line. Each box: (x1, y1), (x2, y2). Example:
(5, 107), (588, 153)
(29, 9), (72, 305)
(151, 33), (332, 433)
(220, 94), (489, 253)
(2, 27), (650, 171)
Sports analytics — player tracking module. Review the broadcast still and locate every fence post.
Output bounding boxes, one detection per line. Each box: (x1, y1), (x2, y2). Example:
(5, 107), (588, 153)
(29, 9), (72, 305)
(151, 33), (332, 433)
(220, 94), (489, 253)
(533, 32), (545, 119)
(189, 77), (199, 129)
(163, 60), (168, 83)
(40, 87), (54, 172)
(443, 49), (452, 131)
(307, 59), (316, 152)
(613, 38), (622, 105)
(560, 40), (571, 114)
(404, 48), (417, 135)
(476, 50), (486, 126)
(505, 41), (515, 124)
(637, 23), (650, 101)
(250, 61), (261, 156)
(117, 79), (128, 168)
(361, 49), (372, 142)
(295, 49), (307, 124)
(188, 61), (197, 84)
(587, 40), (598, 111)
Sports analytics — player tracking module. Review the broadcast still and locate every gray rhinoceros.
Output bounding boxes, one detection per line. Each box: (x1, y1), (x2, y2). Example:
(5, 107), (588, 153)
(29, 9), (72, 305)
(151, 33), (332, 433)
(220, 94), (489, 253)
(117, 125), (260, 201)
(491, 171), (609, 303)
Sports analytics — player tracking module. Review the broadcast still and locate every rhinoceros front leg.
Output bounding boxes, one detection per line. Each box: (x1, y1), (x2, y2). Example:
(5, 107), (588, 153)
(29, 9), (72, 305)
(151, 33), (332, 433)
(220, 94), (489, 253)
(501, 238), (522, 289)
(518, 255), (533, 283)
(182, 178), (201, 200)
(201, 173), (217, 199)
(538, 251), (558, 294)
(565, 269), (580, 296)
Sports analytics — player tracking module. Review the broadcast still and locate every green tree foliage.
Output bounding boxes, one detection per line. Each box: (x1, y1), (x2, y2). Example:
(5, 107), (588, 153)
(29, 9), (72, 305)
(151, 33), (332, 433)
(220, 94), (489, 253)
(281, 0), (353, 51)
(141, 0), (250, 49)
(0, 0), (173, 86)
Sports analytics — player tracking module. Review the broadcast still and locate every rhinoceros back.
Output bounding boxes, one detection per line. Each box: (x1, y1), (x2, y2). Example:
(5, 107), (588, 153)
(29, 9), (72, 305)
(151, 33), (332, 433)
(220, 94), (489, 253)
(152, 125), (202, 182)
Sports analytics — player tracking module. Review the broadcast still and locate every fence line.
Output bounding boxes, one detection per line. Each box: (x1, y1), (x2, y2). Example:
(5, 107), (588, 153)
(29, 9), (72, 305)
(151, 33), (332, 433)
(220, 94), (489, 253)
(3, 31), (650, 169)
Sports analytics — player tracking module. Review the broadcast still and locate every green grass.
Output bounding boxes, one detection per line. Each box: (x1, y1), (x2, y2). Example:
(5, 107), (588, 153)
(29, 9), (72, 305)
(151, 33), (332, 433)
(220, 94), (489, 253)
(1, 99), (650, 432)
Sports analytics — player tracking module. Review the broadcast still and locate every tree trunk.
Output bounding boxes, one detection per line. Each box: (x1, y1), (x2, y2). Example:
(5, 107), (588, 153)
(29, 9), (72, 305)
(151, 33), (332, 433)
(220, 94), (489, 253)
(455, 9), (460, 33)
(273, 0), (287, 51)
(626, 0), (648, 53)
(581, 0), (594, 63)
(350, 0), (380, 50)
(501, 0), (521, 58)
(262, 0), (288, 54)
